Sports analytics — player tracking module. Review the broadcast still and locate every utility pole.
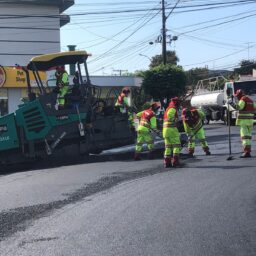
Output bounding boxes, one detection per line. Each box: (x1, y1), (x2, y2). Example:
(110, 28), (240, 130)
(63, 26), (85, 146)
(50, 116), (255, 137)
(162, 0), (167, 65)
(149, 1), (178, 64)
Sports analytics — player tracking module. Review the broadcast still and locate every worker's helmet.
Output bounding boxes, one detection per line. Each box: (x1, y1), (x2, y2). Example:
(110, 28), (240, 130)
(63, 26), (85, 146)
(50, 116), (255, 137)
(56, 66), (65, 71)
(55, 66), (65, 77)
(122, 87), (130, 94)
(169, 97), (181, 108)
(182, 108), (192, 121)
(150, 102), (160, 112)
(234, 89), (245, 99)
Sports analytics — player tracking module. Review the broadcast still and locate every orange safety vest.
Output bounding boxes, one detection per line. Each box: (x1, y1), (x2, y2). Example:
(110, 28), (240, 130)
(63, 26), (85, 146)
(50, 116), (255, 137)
(139, 109), (155, 128)
(238, 96), (254, 117)
(182, 109), (202, 130)
(117, 93), (126, 105)
(163, 106), (178, 128)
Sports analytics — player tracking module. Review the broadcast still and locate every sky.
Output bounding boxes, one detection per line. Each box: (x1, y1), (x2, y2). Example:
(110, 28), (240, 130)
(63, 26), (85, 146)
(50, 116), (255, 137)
(60, 0), (256, 76)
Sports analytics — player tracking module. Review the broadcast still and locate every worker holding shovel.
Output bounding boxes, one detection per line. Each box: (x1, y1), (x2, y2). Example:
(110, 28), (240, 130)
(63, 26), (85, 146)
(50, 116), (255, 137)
(182, 107), (211, 157)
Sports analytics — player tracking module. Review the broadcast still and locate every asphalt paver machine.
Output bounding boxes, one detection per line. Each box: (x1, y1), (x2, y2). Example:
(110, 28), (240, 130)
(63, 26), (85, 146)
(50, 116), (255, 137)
(0, 51), (134, 166)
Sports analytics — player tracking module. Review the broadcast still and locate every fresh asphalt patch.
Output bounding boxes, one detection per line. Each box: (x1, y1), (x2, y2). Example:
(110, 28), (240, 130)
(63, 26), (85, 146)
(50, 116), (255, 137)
(0, 153), (193, 242)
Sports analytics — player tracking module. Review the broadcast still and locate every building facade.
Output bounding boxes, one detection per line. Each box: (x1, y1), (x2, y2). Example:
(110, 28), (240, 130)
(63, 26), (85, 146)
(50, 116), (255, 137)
(0, 0), (74, 114)
(0, 1), (142, 115)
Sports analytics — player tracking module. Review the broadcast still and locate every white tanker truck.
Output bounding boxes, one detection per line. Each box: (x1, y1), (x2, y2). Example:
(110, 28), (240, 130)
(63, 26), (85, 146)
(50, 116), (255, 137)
(191, 78), (256, 125)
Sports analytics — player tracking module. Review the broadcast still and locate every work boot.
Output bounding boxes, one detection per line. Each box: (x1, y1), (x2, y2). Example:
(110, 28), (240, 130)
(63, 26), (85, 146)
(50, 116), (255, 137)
(240, 145), (251, 158)
(164, 157), (172, 168)
(203, 146), (211, 156)
(240, 152), (251, 158)
(134, 152), (142, 161)
(172, 154), (180, 167)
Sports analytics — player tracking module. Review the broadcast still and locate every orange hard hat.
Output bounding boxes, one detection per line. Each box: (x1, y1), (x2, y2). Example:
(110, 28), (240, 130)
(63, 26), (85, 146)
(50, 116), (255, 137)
(122, 87), (130, 94)
(170, 97), (180, 103)
(169, 97), (181, 108)
(234, 89), (244, 98)
(150, 102), (160, 110)
(56, 66), (65, 71)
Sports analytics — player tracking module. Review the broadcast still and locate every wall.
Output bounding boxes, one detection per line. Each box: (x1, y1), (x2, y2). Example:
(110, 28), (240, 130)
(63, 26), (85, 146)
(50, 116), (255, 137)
(90, 76), (142, 87)
(8, 88), (22, 113)
(0, 3), (60, 66)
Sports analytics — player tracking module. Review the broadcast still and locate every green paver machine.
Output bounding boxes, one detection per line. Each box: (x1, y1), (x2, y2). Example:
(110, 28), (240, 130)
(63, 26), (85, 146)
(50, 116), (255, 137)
(0, 51), (134, 166)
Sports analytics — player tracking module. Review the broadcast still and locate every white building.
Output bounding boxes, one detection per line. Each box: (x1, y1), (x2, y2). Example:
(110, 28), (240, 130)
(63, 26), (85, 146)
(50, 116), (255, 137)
(0, 0), (74, 114)
(0, 1), (142, 115)
(0, 0), (73, 66)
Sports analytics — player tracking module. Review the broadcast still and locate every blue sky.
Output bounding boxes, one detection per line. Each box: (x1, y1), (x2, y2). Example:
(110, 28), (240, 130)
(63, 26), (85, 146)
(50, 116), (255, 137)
(61, 0), (256, 75)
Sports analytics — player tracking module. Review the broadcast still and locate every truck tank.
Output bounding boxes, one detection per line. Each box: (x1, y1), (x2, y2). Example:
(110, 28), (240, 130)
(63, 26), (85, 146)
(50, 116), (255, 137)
(191, 92), (224, 108)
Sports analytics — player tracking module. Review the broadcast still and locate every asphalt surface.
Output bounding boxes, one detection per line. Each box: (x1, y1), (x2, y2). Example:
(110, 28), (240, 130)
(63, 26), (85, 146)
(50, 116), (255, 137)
(0, 123), (256, 255)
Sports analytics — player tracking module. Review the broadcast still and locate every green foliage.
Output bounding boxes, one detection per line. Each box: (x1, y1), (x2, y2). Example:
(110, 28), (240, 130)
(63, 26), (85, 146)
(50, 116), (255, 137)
(141, 102), (151, 111)
(185, 67), (209, 86)
(126, 70), (145, 77)
(131, 87), (151, 112)
(234, 60), (256, 75)
(141, 64), (186, 107)
(150, 51), (179, 68)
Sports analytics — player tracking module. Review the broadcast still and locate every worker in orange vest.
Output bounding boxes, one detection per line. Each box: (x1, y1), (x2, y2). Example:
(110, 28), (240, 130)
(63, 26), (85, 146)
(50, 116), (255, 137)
(233, 89), (256, 157)
(55, 66), (69, 109)
(182, 107), (211, 156)
(134, 102), (161, 160)
(115, 87), (135, 129)
(163, 97), (182, 167)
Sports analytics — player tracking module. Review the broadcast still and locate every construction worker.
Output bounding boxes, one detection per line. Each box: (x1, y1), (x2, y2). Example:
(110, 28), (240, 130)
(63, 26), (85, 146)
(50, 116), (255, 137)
(233, 89), (256, 157)
(163, 97), (182, 167)
(115, 87), (135, 129)
(182, 107), (211, 156)
(55, 66), (69, 109)
(134, 102), (161, 160)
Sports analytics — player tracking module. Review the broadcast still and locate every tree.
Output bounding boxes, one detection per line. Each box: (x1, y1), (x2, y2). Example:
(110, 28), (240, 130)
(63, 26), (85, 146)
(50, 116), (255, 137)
(185, 67), (209, 86)
(234, 60), (256, 75)
(131, 87), (151, 112)
(150, 51), (179, 68)
(142, 64), (186, 108)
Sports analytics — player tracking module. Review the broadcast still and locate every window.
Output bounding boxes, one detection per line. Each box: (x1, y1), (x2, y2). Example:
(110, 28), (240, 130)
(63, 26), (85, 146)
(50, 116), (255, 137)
(234, 81), (256, 95)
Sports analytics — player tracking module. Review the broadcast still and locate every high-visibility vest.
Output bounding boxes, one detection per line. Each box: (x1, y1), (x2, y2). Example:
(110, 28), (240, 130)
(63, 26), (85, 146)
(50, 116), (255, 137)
(116, 93), (126, 106)
(182, 109), (202, 131)
(163, 106), (178, 128)
(237, 96), (254, 120)
(56, 71), (69, 86)
(139, 109), (155, 129)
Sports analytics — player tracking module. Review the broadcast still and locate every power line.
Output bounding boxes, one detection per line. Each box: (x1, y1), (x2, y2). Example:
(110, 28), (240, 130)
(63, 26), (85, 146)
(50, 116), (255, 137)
(177, 12), (256, 36)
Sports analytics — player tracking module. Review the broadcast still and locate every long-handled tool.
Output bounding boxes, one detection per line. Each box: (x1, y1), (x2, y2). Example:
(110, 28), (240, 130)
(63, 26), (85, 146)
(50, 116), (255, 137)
(226, 101), (234, 160)
(226, 89), (234, 160)
(150, 128), (163, 139)
(188, 124), (203, 143)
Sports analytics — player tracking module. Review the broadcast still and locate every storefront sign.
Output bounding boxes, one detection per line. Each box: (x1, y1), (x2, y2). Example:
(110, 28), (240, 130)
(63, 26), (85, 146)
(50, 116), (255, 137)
(0, 66), (46, 88)
(0, 66), (6, 87)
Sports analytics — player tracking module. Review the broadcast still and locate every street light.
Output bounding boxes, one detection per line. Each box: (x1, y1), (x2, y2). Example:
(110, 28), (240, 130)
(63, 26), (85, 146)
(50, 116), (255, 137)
(149, 35), (178, 46)
(149, 34), (178, 65)
(139, 53), (151, 62)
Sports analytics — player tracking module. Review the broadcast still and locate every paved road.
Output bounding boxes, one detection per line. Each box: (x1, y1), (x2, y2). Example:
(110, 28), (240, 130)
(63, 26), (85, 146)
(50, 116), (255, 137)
(0, 123), (256, 255)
